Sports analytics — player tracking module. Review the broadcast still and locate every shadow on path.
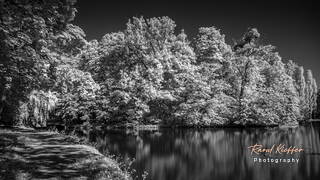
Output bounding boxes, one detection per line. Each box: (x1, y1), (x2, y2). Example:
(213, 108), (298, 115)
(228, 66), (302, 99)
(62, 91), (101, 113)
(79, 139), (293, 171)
(0, 128), (128, 180)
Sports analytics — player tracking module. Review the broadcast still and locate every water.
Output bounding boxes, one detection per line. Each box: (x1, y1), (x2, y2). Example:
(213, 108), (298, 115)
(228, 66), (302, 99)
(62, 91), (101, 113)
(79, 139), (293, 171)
(90, 123), (320, 180)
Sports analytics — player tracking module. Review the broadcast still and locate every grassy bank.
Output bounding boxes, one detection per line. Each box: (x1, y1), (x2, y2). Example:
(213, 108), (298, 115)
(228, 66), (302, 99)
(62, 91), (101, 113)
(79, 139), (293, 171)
(0, 127), (131, 180)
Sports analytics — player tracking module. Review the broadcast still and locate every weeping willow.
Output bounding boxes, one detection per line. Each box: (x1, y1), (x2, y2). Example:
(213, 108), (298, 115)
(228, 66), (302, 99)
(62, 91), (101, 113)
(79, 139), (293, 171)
(18, 90), (58, 127)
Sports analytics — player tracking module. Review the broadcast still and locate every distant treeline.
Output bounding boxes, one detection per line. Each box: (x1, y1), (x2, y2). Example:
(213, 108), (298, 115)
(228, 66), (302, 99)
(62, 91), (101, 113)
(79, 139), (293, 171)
(0, 0), (319, 129)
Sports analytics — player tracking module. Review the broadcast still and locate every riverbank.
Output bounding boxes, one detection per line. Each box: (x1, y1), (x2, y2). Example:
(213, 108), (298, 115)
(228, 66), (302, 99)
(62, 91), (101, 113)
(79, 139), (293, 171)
(0, 127), (130, 180)
(102, 122), (283, 132)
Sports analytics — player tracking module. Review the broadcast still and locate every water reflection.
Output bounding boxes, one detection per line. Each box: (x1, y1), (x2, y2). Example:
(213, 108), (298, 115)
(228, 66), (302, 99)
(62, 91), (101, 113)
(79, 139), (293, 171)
(90, 123), (320, 180)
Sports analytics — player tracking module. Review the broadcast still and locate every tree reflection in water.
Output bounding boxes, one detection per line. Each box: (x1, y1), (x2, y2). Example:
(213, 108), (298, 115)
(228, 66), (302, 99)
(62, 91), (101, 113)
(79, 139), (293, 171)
(90, 123), (320, 180)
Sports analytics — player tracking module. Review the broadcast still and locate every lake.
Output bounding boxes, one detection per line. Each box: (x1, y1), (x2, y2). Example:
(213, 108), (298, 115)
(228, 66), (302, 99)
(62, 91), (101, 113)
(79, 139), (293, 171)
(90, 123), (320, 180)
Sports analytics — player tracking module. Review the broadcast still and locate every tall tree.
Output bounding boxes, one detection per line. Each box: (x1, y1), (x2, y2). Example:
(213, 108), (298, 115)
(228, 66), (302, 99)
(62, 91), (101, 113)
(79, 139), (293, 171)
(311, 78), (318, 118)
(230, 28), (261, 123)
(296, 66), (306, 100)
(284, 61), (306, 120)
(305, 70), (317, 119)
(229, 28), (300, 125)
(315, 90), (320, 119)
(178, 26), (234, 125)
(0, 0), (78, 125)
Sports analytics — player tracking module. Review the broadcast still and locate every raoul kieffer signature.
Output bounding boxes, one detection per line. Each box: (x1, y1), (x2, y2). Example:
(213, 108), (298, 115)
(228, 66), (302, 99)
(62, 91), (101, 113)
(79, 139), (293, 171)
(248, 144), (303, 155)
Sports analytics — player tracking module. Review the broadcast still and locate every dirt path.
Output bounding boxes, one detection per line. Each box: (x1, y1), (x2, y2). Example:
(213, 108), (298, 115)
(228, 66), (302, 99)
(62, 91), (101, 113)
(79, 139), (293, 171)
(0, 128), (129, 180)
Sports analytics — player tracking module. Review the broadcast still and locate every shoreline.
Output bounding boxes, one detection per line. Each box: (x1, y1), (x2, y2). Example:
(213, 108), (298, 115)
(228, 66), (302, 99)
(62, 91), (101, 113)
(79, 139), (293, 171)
(101, 122), (297, 131)
(95, 120), (320, 133)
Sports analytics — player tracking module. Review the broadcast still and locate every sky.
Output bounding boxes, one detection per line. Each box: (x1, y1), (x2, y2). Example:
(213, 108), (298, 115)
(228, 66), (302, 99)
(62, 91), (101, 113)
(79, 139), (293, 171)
(73, 0), (320, 84)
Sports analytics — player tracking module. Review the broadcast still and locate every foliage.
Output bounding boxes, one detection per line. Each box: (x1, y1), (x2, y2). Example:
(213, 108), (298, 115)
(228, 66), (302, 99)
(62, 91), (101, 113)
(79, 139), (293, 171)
(229, 33), (302, 125)
(1, 1), (318, 128)
(51, 65), (101, 127)
(0, 0), (78, 125)
(18, 90), (58, 127)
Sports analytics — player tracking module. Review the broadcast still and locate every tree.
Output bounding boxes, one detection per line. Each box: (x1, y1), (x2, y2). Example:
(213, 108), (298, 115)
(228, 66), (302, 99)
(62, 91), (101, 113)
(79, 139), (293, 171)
(314, 90), (320, 119)
(305, 70), (317, 119)
(195, 27), (231, 63)
(52, 65), (101, 127)
(80, 17), (197, 125)
(18, 90), (58, 127)
(311, 78), (318, 118)
(229, 28), (300, 125)
(285, 60), (297, 78)
(176, 26), (234, 126)
(0, 0), (78, 125)
(284, 61), (306, 121)
(296, 66), (306, 102)
(230, 28), (262, 124)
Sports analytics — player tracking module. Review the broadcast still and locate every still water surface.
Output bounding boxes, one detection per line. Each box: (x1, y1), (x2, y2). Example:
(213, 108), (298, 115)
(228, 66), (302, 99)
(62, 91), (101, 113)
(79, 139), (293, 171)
(90, 123), (320, 180)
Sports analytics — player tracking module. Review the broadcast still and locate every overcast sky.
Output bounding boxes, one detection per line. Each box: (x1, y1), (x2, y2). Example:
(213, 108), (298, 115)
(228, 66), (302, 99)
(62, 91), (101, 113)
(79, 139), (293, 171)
(74, 0), (320, 84)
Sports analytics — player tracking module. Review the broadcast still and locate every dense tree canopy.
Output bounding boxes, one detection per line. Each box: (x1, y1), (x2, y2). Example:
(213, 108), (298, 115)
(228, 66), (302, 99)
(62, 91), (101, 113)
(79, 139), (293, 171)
(0, 0), (318, 128)
(0, 0), (80, 125)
